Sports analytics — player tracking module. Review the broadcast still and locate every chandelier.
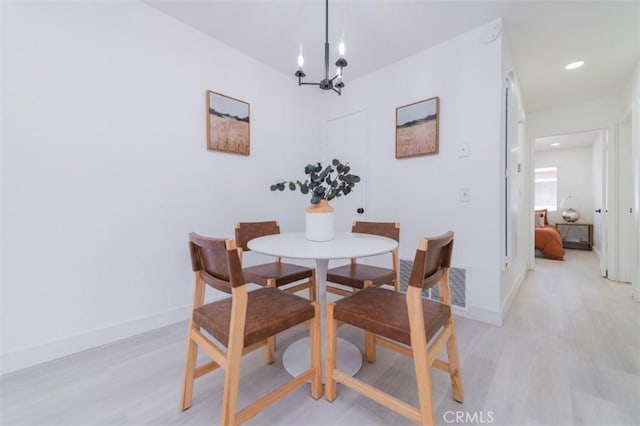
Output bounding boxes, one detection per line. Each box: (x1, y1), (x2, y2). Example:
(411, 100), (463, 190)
(294, 0), (348, 95)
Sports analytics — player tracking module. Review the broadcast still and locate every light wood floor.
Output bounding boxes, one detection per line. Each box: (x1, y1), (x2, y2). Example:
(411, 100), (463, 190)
(2, 250), (639, 425)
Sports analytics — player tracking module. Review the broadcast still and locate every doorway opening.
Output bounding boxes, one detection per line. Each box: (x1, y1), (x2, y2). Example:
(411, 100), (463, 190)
(532, 129), (605, 264)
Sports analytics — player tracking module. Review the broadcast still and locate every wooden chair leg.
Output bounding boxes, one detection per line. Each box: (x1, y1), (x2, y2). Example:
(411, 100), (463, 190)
(221, 348), (242, 426)
(362, 280), (375, 360)
(309, 269), (317, 302)
(266, 278), (277, 355)
(445, 321), (464, 403)
(265, 336), (275, 364)
(413, 345), (436, 426)
(310, 303), (322, 399)
(180, 331), (198, 411)
(365, 331), (376, 363)
(408, 286), (436, 426)
(325, 303), (338, 401)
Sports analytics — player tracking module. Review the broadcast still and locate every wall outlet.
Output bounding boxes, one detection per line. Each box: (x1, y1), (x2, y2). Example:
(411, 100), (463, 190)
(459, 188), (471, 202)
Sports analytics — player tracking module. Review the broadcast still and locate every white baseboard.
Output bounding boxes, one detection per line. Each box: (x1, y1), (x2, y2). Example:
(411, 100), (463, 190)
(1, 305), (191, 375)
(632, 286), (640, 303)
(453, 305), (502, 326)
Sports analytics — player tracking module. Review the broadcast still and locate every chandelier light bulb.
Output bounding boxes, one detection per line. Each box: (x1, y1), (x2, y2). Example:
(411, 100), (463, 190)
(338, 42), (345, 56)
(297, 54), (304, 68)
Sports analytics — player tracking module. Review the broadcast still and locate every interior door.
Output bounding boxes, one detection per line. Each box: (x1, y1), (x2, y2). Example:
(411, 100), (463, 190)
(606, 118), (633, 283)
(324, 110), (367, 233)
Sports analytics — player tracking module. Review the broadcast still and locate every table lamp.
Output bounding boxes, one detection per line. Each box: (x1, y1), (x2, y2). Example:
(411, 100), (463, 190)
(560, 195), (580, 223)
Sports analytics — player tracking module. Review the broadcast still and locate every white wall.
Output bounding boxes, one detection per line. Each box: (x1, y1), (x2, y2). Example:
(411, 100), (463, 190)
(323, 20), (505, 324)
(527, 97), (624, 138)
(1, 1), (319, 373)
(535, 146), (594, 225)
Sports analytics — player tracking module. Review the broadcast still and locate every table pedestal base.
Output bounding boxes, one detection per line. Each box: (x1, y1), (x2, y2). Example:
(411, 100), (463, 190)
(282, 336), (363, 382)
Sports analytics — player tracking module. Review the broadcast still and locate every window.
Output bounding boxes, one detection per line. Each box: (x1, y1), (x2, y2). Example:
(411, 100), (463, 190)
(535, 167), (558, 210)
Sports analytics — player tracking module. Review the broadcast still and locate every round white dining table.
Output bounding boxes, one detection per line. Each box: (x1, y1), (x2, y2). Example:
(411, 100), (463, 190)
(247, 232), (398, 380)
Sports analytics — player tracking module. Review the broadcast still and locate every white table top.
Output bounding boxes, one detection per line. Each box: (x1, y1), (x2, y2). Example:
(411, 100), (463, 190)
(247, 232), (398, 260)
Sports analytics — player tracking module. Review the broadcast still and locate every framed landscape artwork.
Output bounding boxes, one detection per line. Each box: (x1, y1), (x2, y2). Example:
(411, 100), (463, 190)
(206, 90), (250, 155)
(395, 96), (439, 159)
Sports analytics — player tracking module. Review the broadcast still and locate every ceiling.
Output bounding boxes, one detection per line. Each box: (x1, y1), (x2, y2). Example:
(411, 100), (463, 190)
(534, 129), (601, 152)
(146, 1), (639, 112)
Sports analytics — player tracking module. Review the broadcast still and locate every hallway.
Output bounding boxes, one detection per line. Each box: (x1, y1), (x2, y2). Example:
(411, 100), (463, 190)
(1, 250), (639, 425)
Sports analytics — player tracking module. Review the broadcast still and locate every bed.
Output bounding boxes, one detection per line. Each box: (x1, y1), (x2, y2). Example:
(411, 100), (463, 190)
(534, 209), (565, 260)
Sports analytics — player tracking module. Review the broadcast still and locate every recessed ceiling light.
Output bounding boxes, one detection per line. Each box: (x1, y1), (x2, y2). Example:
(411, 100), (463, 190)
(565, 61), (584, 70)
(551, 142), (561, 147)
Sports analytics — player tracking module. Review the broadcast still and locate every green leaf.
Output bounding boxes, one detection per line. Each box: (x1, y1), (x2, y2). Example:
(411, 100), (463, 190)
(270, 184), (277, 191)
(311, 196), (321, 204)
(332, 158), (340, 166)
(301, 184), (309, 194)
(277, 183), (285, 191)
(289, 182), (296, 191)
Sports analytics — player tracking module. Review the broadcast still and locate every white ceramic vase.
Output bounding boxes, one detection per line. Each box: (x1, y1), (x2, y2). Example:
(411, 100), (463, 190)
(305, 199), (335, 241)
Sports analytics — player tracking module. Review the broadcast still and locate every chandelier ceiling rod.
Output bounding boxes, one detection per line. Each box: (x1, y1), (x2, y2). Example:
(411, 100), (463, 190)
(295, 0), (348, 95)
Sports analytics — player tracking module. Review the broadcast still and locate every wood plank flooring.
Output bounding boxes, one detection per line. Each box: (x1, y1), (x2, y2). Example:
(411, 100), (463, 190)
(1, 250), (639, 425)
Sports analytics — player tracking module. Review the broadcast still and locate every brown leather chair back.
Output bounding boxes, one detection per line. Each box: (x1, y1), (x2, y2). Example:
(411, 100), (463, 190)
(235, 221), (281, 251)
(408, 231), (454, 290)
(352, 221), (400, 242)
(188, 233), (244, 293)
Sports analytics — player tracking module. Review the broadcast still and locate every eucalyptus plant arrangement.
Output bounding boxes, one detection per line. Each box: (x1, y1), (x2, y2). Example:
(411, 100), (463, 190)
(270, 159), (360, 205)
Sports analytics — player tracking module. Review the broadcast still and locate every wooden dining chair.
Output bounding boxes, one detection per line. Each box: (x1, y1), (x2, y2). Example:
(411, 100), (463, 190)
(236, 221), (317, 356)
(181, 233), (321, 426)
(325, 231), (463, 426)
(326, 221), (400, 297)
(235, 221), (316, 301)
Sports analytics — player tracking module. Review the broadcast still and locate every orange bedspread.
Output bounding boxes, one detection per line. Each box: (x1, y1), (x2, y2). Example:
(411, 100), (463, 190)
(535, 225), (565, 260)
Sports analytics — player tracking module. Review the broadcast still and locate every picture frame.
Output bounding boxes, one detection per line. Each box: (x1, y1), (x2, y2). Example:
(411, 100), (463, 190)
(395, 96), (439, 159)
(206, 90), (250, 155)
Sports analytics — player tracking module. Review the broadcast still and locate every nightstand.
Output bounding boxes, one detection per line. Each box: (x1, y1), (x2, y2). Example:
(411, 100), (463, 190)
(555, 223), (593, 250)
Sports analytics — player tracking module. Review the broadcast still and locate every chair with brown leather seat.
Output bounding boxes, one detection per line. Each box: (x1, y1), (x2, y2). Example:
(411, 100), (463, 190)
(325, 231), (463, 426)
(326, 221), (400, 297)
(181, 233), (321, 426)
(235, 221), (316, 301)
(236, 221), (317, 357)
